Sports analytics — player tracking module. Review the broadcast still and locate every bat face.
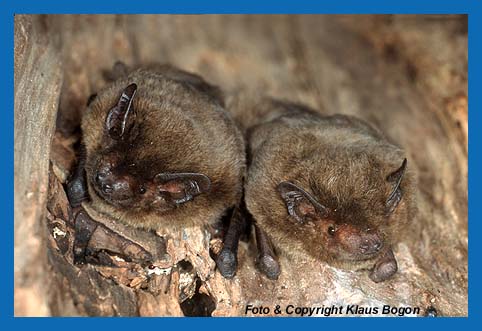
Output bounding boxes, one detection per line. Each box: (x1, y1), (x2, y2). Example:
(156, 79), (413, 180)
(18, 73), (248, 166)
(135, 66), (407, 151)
(276, 158), (409, 263)
(89, 148), (142, 208)
(277, 183), (385, 262)
(86, 83), (212, 214)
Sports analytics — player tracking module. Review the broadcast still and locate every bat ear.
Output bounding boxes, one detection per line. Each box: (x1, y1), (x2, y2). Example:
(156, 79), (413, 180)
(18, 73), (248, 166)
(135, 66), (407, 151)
(106, 83), (137, 140)
(277, 181), (326, 224)
(154, 172), (211, 205)
(385, 158), (407, 214)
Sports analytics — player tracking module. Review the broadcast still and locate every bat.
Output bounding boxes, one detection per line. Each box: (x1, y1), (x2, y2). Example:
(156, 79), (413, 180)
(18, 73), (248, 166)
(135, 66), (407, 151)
(226, 95), (416, 282)
(66, 63), (246, 278)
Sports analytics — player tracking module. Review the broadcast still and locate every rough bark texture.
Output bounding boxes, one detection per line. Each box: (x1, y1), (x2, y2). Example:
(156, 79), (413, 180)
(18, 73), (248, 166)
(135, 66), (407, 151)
(14, 15), (63, 316)
(14, 14), (467, 317)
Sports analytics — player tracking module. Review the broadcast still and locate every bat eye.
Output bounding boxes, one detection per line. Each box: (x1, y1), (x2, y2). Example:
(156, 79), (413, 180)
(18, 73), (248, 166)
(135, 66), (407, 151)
(139, 186), (146, 194)
(328, 226), (336, 236)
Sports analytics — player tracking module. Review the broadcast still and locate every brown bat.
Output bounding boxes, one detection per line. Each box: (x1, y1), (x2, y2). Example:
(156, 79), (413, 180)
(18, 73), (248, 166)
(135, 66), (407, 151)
(225, 95), (416, 282)
(66, 63), (246, 278)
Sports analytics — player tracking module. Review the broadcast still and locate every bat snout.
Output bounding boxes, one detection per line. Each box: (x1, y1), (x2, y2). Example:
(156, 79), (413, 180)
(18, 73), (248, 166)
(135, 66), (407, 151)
(94, 170), (134, 201)
(359, 235), (383, 255)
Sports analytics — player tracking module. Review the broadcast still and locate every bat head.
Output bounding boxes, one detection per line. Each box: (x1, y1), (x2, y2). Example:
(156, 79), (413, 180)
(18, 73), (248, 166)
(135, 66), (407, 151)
(277, 158), (410, 262)
(87, 83), (212, 212)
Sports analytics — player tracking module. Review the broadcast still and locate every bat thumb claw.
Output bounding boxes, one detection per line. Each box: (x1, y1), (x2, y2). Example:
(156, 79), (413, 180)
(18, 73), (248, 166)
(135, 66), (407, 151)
(216, 248), (237, 279)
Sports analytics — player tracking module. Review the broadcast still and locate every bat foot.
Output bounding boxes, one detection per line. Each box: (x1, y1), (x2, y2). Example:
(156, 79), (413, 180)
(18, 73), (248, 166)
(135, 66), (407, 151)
(256, 254), (280, 280)
(369, 249), (398, 283)
(216, 248), (237, 279)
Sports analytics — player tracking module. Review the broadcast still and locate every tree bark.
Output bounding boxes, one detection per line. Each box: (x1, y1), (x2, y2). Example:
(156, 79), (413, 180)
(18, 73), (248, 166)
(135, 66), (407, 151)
(14, 14), (467, 317)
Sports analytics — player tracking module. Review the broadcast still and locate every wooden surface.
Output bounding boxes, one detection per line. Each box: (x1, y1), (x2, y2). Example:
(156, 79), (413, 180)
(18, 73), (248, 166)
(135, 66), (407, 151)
(14, 14), (467, 316)
(14, 15), (63, 316)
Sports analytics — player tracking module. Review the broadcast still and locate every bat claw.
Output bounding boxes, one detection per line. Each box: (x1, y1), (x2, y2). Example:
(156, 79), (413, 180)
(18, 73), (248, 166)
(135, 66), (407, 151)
(369, 249), (398, 283)
(256, 254), (280, 280)
(216, 248), (237, 279)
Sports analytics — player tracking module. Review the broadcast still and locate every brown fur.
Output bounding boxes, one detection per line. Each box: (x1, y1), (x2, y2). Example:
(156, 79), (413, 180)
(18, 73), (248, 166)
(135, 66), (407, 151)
(82, 65), (245, 231)
(228, 94), (416, 272)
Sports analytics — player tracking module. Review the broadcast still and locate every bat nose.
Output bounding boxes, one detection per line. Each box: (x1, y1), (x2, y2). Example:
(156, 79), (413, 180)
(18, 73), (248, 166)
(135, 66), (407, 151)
(360, 238), (383, 255)
(95, 170), (115, 194)
(95, 172), (112, 193)
(101, 183), (113, 194)
(94, 167), (134, 199)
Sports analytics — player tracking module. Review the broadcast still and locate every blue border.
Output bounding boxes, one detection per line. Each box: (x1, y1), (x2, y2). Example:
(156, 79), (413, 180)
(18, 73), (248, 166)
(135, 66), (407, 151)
(3, 0), (477, 328)
(3, 0), (477, 14)
(2, 4), (14, 320)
